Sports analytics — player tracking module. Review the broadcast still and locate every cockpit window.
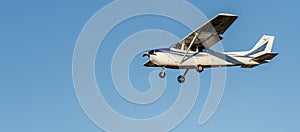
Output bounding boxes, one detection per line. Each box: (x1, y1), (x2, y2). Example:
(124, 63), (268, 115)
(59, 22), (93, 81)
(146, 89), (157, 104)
(171, 42), (200, 52)
(170, 43), (182, 50)
(190, 46), (197, 52)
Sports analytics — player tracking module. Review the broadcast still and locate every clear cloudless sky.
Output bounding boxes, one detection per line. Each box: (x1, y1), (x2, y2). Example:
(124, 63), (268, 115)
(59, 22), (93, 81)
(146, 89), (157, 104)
(0, 0), (299, 132)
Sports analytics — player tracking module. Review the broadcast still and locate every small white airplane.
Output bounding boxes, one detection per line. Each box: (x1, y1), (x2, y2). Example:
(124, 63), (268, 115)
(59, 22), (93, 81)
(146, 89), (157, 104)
(143, 13), (278, 83)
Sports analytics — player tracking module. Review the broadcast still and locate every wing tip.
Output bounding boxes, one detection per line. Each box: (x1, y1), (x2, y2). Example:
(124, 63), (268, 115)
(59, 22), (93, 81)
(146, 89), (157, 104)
(263, 34), (275, 38)
(218, 13), (238, 17)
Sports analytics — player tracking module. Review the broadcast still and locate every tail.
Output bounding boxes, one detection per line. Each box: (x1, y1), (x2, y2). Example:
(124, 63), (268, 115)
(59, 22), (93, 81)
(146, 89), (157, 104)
(246, 35), (278, 62)
(245, 35), (275, 57)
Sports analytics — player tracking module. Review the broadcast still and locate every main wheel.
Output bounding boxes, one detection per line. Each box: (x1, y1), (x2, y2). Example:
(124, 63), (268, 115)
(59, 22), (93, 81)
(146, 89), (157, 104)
(177, 75), (185, 83)
(196, 65), (204, 73)
(159, 72), (166, 78)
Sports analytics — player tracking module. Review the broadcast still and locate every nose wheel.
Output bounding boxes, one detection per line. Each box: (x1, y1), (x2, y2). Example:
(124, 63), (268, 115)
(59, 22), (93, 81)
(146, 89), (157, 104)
(159, 67), (166, 78)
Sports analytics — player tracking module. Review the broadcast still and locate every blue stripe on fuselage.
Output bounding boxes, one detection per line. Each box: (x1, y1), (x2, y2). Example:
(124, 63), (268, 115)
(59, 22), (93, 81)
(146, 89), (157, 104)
(154, 48), (201, 56)
(245, 42), (268, 56)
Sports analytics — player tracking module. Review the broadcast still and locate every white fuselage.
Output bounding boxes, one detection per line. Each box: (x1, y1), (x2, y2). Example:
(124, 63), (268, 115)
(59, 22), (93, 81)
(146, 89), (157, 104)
(149, 48), (260, 69)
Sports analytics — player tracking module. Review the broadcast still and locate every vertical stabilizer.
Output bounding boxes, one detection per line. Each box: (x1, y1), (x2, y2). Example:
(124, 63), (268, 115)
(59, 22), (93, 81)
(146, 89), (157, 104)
(246, 35), (275, 57)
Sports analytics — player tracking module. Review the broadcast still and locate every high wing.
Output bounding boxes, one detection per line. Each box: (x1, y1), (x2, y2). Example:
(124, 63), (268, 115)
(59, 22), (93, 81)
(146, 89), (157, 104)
(180, 13), (238, 51)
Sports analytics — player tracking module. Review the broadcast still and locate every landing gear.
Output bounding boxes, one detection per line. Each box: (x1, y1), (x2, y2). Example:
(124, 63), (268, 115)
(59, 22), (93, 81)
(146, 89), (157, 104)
(159, 71), (166, 78)
(158, 67), (202, 83)
(177, 69), (189, 83)
(196, 65), (204, 73)
(159, 67), (166, 78)
(177, 75), (185, 83)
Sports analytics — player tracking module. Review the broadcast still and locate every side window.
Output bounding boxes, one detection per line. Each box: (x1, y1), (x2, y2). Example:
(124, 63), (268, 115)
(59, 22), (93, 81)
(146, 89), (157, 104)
(190, 46), (197, 52)
(183, 44), (188, 51)
(184, 45), (198, 52)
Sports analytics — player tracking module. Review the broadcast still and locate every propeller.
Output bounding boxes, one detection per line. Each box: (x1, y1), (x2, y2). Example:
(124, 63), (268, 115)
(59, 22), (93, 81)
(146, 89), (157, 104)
(143, 49), (156, 57)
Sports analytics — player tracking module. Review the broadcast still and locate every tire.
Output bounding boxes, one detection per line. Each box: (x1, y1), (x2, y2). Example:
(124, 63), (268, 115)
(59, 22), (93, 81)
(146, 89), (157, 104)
(196, 65), (204, 73)
(159, 72), (166, 78)
(177, 75), (185, 83)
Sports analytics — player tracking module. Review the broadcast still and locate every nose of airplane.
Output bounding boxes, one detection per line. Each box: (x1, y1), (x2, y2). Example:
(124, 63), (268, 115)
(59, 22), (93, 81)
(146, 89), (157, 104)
(142, 49), (159, 67)
(142, 49), (156, 57)
(142, 52), (150, 57)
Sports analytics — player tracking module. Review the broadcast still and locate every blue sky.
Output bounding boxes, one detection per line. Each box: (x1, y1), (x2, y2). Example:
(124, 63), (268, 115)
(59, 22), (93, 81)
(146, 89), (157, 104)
(1, 0), (300, 131)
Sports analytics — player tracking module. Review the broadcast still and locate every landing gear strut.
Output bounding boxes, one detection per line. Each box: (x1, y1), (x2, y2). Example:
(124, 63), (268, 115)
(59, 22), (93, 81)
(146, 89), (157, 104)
(177, 69), (189, 83)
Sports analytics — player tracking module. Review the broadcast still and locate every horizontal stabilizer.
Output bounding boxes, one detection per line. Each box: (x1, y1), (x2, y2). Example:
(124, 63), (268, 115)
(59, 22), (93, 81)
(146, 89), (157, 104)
(241, 65), (259, 68)
(251, 52), (279, 62)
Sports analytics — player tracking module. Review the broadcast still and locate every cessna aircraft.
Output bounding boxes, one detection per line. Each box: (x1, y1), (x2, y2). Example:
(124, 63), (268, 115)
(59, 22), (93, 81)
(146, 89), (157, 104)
(143, 13), (278, 83)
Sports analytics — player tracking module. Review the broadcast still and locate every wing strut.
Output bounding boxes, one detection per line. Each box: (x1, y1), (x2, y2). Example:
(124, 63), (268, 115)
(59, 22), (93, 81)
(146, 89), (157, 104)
(181, 33), (198, 63)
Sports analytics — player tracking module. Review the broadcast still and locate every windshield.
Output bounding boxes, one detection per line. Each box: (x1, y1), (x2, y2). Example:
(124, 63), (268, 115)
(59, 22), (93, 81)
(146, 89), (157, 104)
(170, 42), (182, 50)
(170, 42), (199, 52)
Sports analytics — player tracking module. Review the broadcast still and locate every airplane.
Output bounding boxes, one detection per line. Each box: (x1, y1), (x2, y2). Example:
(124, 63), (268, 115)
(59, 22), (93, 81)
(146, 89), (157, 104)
(142, 13), (278, 83)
